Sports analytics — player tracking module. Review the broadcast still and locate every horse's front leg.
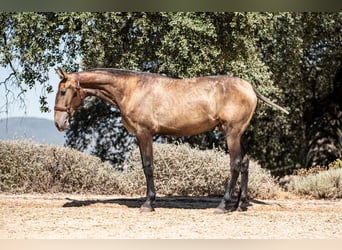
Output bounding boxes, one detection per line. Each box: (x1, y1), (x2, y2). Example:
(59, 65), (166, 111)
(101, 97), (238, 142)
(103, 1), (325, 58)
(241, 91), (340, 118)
(136, 131), (156, 212)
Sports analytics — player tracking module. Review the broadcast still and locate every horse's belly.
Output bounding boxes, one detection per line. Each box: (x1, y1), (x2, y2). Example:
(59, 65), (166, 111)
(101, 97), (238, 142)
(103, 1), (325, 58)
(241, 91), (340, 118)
(156, 114), (219, 137)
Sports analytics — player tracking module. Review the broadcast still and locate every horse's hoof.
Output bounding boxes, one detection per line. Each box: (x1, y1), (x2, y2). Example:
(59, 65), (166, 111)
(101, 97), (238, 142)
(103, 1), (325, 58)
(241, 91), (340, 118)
(140, 205), (155, 213)
(213, 207), (226, 214)
(237, 200), (249, 212)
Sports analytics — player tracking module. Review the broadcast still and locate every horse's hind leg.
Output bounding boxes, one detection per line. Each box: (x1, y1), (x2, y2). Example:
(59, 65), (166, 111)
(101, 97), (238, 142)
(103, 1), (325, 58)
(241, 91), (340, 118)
(238, 145), (249, 211)
(215, 129), (243, 214)
(215, 165), (240, 214)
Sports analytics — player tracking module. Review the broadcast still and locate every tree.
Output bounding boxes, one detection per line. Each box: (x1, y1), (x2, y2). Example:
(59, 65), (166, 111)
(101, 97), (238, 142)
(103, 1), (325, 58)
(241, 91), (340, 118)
(0, 13), (83, 113)
(300, 13), (342, 167)
(266, 13), (342, 170)
(1, 12), (341, 175)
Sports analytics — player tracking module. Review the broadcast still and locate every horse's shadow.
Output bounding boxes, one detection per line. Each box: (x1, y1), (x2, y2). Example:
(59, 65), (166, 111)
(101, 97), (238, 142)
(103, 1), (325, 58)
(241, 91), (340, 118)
(62, 196), (270, 210)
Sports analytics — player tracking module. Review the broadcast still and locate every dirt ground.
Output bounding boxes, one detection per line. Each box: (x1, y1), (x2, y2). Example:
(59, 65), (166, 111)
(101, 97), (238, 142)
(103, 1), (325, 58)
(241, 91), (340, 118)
(1, 193), (342, 239)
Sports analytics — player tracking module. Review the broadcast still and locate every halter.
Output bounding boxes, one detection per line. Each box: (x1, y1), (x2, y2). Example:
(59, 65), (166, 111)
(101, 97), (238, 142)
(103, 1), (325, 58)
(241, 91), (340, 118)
(54, 73), (84, 113)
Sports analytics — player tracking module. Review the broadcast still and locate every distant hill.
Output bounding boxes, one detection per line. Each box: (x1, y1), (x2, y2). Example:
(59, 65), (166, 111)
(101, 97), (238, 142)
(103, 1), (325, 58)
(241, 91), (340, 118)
(0, 117), (65, 145)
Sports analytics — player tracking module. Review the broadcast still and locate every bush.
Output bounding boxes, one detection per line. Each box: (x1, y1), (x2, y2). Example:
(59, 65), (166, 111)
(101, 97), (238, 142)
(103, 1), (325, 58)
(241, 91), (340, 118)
(329, 158), (342, 170)
(294, 159), (342, 177)
(123, 143), (280, 199)
(0, 140), (121, 194)
(295, 166), (328, 177)
(0, 140), (280, 199)
(286, 167), (342, 199)
(6, 140), (342, 200)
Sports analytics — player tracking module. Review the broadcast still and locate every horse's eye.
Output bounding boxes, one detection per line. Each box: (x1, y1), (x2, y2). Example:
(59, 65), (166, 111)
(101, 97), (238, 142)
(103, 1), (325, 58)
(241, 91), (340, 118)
(60, 90), (66, 96)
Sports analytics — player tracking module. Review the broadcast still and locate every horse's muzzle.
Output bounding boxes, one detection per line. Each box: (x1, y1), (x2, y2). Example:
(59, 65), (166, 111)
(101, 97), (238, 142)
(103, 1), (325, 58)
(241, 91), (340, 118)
(55, 120), (69, 132)
(54, 113), (70, 132)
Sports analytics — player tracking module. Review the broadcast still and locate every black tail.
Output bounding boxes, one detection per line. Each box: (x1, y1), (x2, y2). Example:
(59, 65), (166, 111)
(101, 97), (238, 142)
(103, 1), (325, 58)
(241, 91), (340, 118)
(253, 86), (289, 114)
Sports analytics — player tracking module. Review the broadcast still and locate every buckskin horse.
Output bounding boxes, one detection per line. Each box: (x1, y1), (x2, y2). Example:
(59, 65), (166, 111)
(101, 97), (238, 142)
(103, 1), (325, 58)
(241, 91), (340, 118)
(54, 68), (288, 213)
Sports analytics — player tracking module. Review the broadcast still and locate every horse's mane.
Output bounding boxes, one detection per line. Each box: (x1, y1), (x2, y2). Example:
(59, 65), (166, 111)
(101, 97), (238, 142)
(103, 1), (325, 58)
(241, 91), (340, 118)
(86, 68), (170, 78)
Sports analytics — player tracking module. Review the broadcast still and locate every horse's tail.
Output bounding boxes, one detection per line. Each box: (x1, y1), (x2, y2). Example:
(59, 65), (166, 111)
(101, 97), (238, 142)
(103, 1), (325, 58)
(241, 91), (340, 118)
(253, 86), (289, 114)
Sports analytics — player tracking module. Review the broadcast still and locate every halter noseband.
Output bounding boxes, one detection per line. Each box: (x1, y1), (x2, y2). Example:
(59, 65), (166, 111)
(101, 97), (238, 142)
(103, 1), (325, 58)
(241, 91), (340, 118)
(54, 73), (84, 113)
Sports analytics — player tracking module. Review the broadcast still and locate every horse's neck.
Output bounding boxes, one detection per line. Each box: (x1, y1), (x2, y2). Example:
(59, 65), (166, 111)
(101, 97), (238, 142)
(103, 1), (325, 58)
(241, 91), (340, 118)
(78, 71), (126, 107)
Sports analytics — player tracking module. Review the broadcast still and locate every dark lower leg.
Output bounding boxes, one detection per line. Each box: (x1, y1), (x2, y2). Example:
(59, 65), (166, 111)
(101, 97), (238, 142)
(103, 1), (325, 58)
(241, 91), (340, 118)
(238, 150), (249, 211)
(215, 169), (239, 213)
(215, 131), (242, 214)
(137, 133), (156, 212)
(141, 164), (156, 212)
(238, 170), (249, 211)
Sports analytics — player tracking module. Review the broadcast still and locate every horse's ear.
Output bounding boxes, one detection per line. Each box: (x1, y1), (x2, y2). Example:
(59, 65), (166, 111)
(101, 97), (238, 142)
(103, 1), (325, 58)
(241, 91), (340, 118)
(56, 68), (66, 80)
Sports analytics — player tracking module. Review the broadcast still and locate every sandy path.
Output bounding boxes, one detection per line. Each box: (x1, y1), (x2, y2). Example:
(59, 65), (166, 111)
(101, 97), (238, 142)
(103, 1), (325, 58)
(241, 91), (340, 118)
(1, 193), (341, 239)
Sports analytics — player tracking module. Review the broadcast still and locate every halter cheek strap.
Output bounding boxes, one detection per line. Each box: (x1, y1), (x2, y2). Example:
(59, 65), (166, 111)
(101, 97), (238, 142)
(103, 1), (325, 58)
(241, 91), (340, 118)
(75, 72), (85, 101)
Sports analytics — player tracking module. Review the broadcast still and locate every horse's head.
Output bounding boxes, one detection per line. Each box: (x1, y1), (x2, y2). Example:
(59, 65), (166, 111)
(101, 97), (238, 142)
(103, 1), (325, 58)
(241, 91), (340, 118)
(54, 68), (84, 131)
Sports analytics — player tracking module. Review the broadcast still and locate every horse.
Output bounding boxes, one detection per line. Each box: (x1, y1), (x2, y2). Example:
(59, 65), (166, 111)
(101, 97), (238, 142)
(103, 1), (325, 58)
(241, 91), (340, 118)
(54, 68), (288, 213)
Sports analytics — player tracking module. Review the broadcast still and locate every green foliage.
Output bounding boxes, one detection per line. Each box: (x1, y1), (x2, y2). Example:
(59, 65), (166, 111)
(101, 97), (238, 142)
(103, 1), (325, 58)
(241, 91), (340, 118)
(1, 12), (82, 112)
(156, 12), (220, 77)
(329, 159), (342, 170)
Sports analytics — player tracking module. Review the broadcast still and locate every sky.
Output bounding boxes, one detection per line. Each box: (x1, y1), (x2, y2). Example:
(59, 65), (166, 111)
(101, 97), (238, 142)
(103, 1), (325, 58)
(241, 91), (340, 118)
(0, 68), (60, 121)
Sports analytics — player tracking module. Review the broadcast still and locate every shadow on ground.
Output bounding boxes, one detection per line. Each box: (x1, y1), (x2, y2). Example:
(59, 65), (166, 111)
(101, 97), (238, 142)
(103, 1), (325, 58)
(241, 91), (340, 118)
(62, 196), (271, 210)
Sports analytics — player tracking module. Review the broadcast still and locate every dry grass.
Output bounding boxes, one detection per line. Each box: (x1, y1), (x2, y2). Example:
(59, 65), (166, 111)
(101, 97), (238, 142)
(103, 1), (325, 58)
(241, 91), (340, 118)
(286, 168), (342, 199)
(3, 139), (341, 200)
(282, 159), (342, 199)
(285, 159), (342, 199)
(0, 140), (120, 194)
(122, 143), (280, 199)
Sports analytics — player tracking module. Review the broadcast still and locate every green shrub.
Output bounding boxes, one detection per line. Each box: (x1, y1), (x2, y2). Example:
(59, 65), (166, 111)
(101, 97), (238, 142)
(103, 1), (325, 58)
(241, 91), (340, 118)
(328, 159), (342, 170)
